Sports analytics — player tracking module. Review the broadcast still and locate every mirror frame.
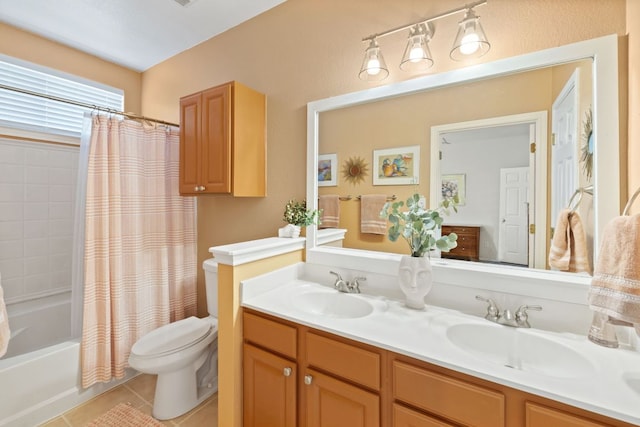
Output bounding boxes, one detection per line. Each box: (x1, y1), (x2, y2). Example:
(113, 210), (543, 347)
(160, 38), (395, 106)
(306, 34), (619, 280)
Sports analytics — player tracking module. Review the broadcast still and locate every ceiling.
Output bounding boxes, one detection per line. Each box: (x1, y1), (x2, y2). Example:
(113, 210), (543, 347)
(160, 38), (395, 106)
(0, 0), (286, 72)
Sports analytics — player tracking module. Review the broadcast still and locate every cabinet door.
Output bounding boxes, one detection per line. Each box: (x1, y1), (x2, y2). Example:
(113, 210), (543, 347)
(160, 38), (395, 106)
(243, 343), (296, 427)
(393, 403), (456, 427)
(525, 403), (608, 427)
(179, 92), (201, 194)
(304, 369), (379, 427)
(201, 84), (231, 194)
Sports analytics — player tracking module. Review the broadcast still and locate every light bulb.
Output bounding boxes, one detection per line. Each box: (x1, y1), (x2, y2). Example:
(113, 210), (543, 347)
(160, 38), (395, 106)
(409, 45), (424, 62)
(459, 33), (480, 55)
(367, 58), (381, 75)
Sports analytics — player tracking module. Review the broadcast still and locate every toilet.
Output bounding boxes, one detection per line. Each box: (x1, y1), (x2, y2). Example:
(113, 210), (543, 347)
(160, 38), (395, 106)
(128, 259), (219, 420)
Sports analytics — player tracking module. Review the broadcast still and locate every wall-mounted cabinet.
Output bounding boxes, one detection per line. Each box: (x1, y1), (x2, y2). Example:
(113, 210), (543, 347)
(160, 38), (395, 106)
(179, 81), (266, 196)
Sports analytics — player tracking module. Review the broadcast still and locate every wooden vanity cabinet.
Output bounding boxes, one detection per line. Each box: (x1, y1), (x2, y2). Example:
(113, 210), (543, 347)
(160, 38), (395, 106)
(242, 310), (383, 427)
(242, 309), (636, 427)
(179, 81), (265, 196)
(441, 225), (480, 261)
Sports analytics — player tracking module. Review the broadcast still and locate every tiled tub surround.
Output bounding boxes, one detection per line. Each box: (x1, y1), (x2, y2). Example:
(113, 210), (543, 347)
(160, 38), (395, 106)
(240, 260), (640, 425)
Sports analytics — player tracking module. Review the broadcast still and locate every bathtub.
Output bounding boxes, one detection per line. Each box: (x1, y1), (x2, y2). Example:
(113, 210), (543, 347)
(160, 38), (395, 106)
(0, 294), (134, 426)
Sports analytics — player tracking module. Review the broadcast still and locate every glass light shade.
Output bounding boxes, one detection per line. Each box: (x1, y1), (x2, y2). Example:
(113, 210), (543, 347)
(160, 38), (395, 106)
(450, 8), (490, 61)
(400, 25), (434, 72)
(358, 39), (389, 81)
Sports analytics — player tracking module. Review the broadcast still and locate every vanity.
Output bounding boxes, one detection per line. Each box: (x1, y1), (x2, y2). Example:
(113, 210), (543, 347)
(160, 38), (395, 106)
(240, 264), (640, 427)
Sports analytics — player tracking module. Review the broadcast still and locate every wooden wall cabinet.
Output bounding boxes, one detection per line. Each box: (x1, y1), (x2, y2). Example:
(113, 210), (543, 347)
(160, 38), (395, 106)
(242, 309), (634, 427)
(441, 225), (480, 261)
(179, 81), (266, 196)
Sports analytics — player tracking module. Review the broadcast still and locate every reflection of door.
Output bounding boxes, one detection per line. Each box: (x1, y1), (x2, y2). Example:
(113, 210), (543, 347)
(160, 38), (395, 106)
(551, 70), (579, 226)
(498, 167), (529, 265)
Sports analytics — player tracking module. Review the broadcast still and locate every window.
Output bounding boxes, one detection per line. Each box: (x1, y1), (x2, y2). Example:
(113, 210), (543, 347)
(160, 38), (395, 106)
(0, 57), (124, 137)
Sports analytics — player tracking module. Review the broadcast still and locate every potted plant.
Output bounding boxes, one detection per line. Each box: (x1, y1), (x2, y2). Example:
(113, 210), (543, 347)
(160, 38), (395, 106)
(380, 193), (458, 309)
(280, 199), (321, 238)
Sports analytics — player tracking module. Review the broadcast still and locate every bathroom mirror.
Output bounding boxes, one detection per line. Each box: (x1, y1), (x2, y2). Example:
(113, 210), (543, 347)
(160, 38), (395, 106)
(306, 35), (620, 277)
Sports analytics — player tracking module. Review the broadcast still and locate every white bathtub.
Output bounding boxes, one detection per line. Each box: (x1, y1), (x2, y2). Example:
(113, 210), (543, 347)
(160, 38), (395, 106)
(0, 294), (134, 426)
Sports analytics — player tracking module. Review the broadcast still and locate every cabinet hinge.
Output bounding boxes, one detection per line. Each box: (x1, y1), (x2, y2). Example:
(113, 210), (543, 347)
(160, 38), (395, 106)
(439, 150), (442, 160)
(551, 133), (556, 146)
(529, 224), (536, 234)
(530, 142), (536, 153)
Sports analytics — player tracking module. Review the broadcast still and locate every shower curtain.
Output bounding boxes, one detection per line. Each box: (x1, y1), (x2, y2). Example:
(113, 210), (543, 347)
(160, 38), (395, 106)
(81, 115), (197, 388)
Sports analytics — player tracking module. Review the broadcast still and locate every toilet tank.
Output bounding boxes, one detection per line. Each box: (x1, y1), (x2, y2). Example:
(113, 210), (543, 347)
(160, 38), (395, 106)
(202, 259), (218, 317)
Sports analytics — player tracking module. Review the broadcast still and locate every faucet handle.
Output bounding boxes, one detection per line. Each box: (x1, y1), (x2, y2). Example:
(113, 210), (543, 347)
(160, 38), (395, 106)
(350, 276), (366, 293)
(515, 305), (542, 328)
(475, 295), (500, 321)
(329, 271), (343, 281)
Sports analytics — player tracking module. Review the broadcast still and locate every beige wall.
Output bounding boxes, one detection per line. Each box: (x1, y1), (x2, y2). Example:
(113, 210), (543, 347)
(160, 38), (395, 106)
(139, 0), (627, 315)
(0, 23), (142, 113)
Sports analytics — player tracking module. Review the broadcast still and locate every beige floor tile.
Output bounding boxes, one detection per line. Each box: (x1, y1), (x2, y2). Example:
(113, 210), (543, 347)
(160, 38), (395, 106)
(125, 373), (157, 403)
(176, 394), (218, 427)
(133, 402), (176, 426)
(166, 393), (218, 426)
(38, 417), (70, 427)
(63, 385), (147, 426)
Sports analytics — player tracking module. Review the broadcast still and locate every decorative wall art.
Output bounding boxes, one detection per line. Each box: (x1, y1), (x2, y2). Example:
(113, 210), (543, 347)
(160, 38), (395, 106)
(373, 145), (420, 186)
(581, 107), (594, 181)
(441, 173), (466, 205)
(318, 153), (338, 186)
(342, 156), (369, 185)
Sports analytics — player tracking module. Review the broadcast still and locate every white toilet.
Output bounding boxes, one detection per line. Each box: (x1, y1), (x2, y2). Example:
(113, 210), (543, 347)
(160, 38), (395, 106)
(128, 259), (219, 420)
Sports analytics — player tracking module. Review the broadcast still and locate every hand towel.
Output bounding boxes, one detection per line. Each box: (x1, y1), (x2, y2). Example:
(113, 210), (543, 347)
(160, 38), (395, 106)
(588, 214), (640, 342)
(319, 195), (340, 229)
(548, 209), (591, 273)
(360, 194), (388, 235)
(0, 273), (10, 358)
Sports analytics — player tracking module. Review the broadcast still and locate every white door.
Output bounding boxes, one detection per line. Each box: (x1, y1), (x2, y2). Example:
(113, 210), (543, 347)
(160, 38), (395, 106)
(498, 167), (529, 265)
(551, 70), (579, 226)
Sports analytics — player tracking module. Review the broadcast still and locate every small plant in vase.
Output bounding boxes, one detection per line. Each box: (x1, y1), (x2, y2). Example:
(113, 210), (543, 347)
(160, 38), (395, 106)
(280, 199), (321, 238)
(380, 193), (458, 309)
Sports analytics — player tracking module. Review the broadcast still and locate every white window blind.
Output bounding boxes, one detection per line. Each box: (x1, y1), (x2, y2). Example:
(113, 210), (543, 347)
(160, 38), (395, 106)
(0, 59), (124, 137)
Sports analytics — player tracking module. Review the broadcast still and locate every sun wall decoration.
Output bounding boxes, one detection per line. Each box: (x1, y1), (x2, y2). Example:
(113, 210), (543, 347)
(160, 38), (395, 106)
(342, 156), (368, 185)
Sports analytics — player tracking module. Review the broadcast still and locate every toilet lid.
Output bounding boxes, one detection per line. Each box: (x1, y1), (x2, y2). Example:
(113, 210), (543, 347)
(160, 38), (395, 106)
(132, 316), (216, 357)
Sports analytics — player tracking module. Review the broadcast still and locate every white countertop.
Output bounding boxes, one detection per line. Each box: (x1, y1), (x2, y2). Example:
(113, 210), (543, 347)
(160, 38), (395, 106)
(241, 268), (640, 425)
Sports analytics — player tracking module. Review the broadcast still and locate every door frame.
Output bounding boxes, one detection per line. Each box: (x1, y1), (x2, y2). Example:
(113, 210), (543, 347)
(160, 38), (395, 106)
(430, 111), (548, 269)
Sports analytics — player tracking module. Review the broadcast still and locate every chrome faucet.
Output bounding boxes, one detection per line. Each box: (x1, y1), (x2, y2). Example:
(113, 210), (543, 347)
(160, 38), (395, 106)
(475, 295), (542, 328)
(330, 271), (364, 294)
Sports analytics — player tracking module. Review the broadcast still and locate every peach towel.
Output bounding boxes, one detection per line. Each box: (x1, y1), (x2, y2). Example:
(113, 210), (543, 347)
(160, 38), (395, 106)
(548, 209), (591, 274)
(319, 195), (340, 229)
(588, 214), (640, 335)
(361, 194), (388, 235)
(0, 274), (10, 358)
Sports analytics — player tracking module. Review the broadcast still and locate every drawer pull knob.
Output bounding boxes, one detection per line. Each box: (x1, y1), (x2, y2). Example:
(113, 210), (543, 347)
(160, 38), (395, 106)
(304, 374), (313, 385)
(283, 367), (292, 377)
(194, 186), (199, 192)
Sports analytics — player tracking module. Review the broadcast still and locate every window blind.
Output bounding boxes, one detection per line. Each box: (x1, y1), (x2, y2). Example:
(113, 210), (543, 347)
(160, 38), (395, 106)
(0, 59), (124, 137)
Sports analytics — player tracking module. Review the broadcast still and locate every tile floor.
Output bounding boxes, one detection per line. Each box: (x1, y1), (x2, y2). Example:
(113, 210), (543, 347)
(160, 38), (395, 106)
(39, 374), (218, 426)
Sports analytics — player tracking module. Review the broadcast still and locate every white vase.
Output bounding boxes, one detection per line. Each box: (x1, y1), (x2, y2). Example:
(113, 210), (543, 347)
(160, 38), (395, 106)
(398, 255), (433, 310)
(278, 224), (301, 238)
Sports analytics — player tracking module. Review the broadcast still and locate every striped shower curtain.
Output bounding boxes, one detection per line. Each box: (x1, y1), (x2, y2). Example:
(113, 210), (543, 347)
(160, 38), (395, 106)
(81, 115), (197, 388)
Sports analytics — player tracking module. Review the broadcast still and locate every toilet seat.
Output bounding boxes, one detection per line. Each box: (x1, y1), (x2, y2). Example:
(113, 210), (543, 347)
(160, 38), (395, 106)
(131, 316), (218, 358)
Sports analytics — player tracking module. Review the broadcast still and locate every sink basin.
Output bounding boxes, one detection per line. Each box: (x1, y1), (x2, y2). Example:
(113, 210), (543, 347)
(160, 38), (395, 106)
(291, 290), (374, 319)
(446, 323), (595, 378)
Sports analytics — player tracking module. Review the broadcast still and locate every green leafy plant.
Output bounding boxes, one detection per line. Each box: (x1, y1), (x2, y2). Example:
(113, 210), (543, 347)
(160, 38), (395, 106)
(283, 199), (321, 227)
(380, 193), (458, 257)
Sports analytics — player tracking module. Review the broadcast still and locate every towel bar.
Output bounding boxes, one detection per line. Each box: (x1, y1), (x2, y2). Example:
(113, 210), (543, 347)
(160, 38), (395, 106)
(623, 186), (640, 215)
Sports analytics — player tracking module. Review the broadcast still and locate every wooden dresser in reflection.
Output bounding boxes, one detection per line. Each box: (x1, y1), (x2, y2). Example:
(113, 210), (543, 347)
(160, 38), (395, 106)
(441, 225), (480, 261)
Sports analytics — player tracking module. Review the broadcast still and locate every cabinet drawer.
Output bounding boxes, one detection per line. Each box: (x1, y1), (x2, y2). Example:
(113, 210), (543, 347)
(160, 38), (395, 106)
(393, 403), (456, 427)
(305, 332), (380, 391)
(525, 402), (608, 427)
(243, 312), (297, 359)
(393, 360), (505, 427)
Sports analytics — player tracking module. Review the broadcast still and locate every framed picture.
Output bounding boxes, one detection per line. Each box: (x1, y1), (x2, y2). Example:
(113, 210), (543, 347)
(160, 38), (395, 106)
(372, 145), (420, 186)
(441, 173), (466, 206)
(318, 153), (338, 186)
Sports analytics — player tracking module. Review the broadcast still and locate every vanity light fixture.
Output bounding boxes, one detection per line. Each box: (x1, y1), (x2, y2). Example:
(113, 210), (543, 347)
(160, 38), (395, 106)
(358, 0), (489, 81)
